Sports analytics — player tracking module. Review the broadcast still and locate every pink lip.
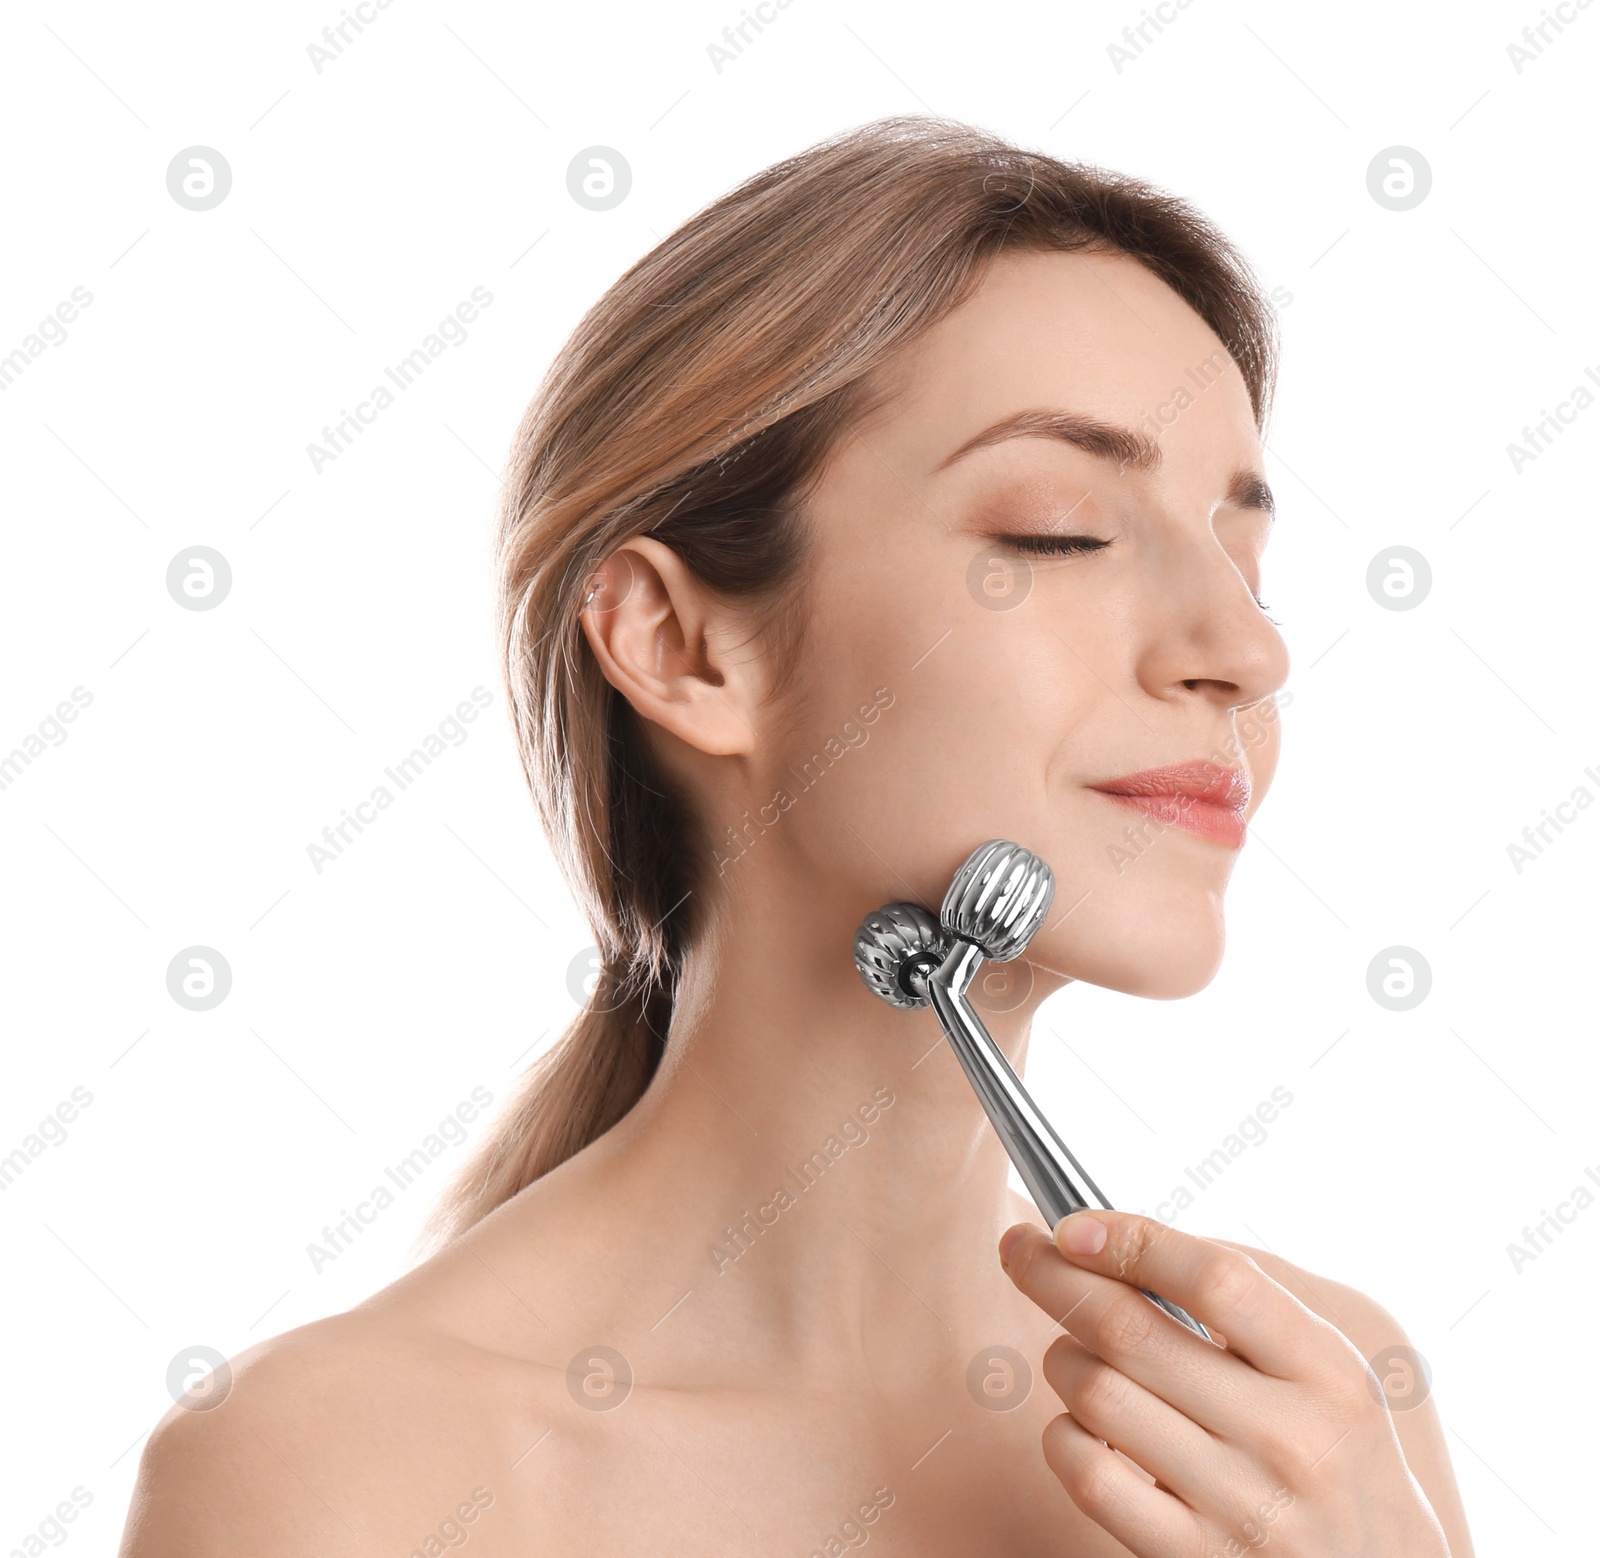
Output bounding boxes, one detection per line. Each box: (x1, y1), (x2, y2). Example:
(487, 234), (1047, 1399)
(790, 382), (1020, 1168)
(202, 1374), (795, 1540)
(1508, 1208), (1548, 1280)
(1088, 761), (1251, 850)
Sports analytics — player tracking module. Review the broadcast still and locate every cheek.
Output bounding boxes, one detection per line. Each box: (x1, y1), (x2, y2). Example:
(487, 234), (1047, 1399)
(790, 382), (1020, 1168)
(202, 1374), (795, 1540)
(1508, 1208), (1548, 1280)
(779, 670), (994, 849)
(780, 532), (1127, 901)
(777, 625), (1084, 900)
(763, 674), (988, 910)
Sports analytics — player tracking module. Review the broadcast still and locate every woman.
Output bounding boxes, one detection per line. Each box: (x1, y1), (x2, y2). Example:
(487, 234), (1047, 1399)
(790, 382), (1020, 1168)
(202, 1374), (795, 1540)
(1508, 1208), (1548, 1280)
(122, 116), (1474, 1555)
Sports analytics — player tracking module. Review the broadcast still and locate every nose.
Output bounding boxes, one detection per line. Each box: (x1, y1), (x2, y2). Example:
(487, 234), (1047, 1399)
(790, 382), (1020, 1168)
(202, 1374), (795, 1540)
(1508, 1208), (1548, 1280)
(1135, 531), (1290, 713)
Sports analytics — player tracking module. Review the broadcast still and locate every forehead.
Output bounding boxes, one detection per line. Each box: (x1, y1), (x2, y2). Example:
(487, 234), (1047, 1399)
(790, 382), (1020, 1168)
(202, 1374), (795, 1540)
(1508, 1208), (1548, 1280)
(851, 246), (1262, 479)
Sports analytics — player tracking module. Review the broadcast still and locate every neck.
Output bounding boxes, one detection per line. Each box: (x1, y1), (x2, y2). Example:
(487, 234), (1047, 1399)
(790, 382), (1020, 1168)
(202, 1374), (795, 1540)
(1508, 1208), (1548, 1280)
(562, 855), (1059, 1387)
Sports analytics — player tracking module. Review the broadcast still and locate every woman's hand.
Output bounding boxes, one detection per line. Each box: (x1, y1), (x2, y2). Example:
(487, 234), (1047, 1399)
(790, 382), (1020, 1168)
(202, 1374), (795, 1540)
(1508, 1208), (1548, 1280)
(998, 1210), (1452, 1557)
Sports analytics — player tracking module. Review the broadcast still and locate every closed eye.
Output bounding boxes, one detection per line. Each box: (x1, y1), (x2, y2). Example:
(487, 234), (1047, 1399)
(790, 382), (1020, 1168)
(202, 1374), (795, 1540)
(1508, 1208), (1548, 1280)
(995, 532), (1282, 624)
(993, 533), (1111, 557)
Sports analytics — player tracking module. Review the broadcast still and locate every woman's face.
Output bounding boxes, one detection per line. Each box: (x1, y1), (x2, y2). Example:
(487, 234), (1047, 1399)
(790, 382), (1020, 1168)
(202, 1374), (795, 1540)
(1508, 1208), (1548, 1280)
(765, 246), (1290, 1000)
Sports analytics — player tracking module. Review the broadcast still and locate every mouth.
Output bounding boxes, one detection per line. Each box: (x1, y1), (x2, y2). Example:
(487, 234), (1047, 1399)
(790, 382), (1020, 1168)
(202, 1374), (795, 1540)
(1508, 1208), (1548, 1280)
(1087, 761), (1251, 850)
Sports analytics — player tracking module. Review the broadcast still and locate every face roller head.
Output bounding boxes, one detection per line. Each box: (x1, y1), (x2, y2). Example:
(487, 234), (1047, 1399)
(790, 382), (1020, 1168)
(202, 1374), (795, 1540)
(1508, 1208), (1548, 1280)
(939, 839), (1055, 962)
(853, 902), (948, 1009)
(851, 841), (1054, 1007)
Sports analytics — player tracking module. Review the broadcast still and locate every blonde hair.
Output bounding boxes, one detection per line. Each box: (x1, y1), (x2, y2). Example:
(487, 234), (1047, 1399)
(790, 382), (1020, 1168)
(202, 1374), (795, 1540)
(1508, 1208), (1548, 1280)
(430, 114), (1279, 1242)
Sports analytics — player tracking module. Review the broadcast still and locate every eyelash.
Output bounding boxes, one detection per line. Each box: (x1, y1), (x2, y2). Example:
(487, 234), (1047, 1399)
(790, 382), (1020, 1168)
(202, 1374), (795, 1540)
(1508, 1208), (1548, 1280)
(995, 532), (1108, 557)
(993, 533), (1283, 625)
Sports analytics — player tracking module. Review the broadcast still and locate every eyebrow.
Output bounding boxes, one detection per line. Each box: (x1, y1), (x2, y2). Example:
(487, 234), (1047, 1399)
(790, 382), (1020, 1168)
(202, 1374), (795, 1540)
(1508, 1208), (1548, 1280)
(933, 408), (1275, 519)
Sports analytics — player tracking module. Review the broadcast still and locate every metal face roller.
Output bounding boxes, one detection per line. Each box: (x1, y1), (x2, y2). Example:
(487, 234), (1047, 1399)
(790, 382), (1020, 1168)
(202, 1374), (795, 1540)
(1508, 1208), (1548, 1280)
(853, 839), (1212, 1343)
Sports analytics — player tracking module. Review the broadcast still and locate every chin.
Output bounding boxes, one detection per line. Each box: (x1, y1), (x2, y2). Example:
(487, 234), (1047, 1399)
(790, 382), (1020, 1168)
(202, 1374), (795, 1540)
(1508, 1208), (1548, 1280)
(1031, 879), (1227, 1001)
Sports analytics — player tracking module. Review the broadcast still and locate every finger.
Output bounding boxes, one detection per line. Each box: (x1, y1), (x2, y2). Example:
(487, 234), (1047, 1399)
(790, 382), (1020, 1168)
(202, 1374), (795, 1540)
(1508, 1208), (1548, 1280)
(1004, 1224), (1259, 1437)
(1050, 1211), (1348, 1380)
(1039, 1410), (1200, 1555)
(1042, 1330), (1238, 1512)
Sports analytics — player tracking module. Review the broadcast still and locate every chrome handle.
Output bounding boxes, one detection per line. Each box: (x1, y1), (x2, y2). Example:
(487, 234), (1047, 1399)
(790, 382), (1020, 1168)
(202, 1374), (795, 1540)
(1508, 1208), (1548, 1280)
(925, 940), (1110, 1225)
(854, 841), (1212, 1344)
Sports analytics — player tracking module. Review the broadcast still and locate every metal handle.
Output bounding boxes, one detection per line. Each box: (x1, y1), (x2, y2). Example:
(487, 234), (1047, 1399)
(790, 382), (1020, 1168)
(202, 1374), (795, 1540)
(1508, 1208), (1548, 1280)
(926, 942), (1109, 1224)
(924, 943), (1212, 1344)
(853, 841), (1213, 1344)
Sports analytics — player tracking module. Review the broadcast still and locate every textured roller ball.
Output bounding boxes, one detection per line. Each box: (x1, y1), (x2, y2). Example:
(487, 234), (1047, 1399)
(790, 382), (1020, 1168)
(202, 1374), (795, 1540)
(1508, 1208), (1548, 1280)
(940, 839), (1056, 962)
(853, 902), (948, 1009)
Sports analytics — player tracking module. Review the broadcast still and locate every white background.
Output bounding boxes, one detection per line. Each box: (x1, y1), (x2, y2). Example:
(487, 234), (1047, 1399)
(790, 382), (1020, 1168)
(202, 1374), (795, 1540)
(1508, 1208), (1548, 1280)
(2, 0), (1595, 1551)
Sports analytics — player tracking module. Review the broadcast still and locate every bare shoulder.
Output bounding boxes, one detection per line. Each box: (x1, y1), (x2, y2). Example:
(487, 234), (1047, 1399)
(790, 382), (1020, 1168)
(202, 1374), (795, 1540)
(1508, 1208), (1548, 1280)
(1210, 1237), (1476, 1558)
(118, 1296), (560, 1558)
(118, 1141), (685, 1557)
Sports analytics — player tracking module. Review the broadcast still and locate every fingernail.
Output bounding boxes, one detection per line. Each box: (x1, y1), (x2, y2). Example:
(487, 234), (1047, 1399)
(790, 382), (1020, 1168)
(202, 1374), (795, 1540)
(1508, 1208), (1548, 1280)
(998, 1226), (1026, 1268)
(1056, 1213), (1107, 1256)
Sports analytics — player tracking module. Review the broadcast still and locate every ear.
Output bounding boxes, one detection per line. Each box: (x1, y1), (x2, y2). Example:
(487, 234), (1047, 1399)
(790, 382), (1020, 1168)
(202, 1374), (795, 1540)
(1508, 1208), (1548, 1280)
(577, 536), (765, 758)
